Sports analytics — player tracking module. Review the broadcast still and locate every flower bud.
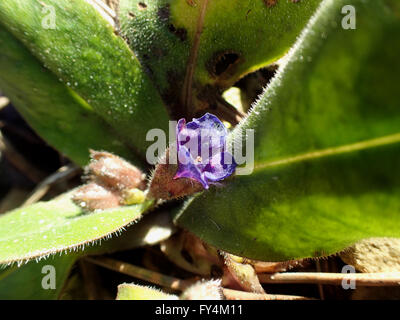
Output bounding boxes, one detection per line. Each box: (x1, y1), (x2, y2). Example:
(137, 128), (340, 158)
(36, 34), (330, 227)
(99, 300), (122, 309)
(71, 182), (121, 211)
(87, 150), (146, 191)
(122, 188), (146, 205)
(72, 150), (147, 211)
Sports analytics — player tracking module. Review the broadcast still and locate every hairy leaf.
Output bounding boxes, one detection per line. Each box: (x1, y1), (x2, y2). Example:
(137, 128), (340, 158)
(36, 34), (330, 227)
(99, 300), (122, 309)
(116, 283), (178, 300)
(0, 191), (153, 264)
(0, 0), (169, 160)
(0, 254), (78, 300)
(0, 209), (175, 299)
(0, 26), (137, 166)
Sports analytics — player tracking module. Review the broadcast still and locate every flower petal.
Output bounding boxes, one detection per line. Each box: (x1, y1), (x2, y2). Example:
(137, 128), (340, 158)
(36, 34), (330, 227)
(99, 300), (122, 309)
(174, 145), (209, 189)
(174, 113), (236, 189)
(177, 113), (227, 161)
(204, 151), (237, 182)
(187, 113), (227, 150)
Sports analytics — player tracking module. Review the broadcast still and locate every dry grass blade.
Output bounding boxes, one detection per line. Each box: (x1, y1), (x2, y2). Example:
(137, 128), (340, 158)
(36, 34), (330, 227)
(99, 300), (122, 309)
(222, 288), (315, 300)
(0, 132), (46, 183)
(0, 188), (30, 214)
(258, 272), (400, 286)
(84, 256), (195, 291)
(22, 164), (80, 206)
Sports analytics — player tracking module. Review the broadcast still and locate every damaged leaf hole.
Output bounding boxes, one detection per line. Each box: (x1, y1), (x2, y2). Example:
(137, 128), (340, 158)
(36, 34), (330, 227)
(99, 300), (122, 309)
(157, 5), (187, 41)
(157, 5), (170, 21)
(168, 24), (187, 42)
(186, 0), (197, 7)
(264, 0), (278, 8)
(208, 51), (241, 78)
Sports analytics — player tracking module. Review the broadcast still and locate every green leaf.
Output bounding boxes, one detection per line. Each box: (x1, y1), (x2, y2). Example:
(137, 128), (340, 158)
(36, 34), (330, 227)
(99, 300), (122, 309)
(175, 0), (400, 261)
(118, 0), (321, 115)
(0, 191), (153, 264)
(116, 283), (178, 300)
(0, 26), (138, 166)
(0, 253), (79, 300)
(0, 0), (169, 159)
(0, 210), (174, 299)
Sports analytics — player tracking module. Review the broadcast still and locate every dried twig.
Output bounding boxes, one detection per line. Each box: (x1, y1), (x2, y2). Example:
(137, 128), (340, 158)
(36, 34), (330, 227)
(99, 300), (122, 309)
(315, 260), (325, 300)
(84, 256), (195, 291)
(0, 188), (30, 213)
(0, 132), (46, 183)
(85, 257), (320, 299)
(222, 288), (315, 300)
(79, 259), (112, 300)
(258, 272), (400, 286)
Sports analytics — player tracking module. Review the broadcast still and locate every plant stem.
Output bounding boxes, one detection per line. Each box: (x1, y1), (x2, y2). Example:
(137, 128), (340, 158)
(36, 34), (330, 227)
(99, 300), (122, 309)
(181, 0), (209, 117)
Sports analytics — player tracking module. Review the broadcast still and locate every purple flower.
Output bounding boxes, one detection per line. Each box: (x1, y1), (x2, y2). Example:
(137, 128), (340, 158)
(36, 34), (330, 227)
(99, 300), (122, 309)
(173, 113), (237, 189)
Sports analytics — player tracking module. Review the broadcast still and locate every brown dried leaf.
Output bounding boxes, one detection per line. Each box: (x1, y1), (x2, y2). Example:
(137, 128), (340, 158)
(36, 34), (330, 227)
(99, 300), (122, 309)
(223, 253), (265, 294)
